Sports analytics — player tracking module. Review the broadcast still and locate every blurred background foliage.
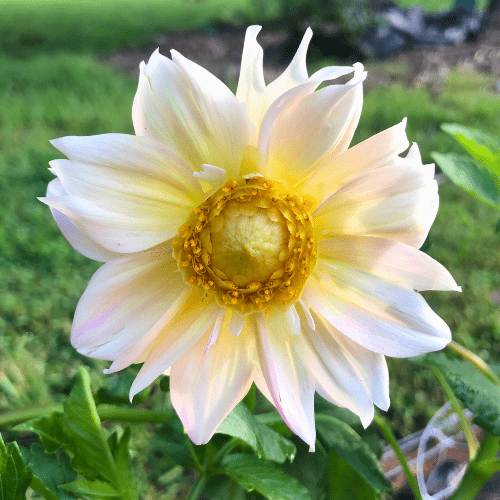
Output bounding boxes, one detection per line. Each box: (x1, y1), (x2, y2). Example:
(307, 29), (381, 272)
(1, 0), (500, 497)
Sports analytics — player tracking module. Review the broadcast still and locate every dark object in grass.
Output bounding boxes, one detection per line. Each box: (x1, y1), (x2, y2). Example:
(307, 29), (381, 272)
(359, 1), (486, 59)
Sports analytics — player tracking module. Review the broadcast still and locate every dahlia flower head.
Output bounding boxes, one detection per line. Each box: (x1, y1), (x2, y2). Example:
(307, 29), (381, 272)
(41, 26), (460, 451)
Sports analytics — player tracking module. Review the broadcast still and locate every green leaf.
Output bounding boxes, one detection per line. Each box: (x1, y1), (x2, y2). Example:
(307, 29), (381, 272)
(282, 440), (329, 500)
(21, 444), (76, 500)
(316, 415), (391, 493)
(63, 368), (137, 499)
(16, 412), (67, 453)
(0, 434), (33, 500)
(151, 417), (198, 470)
(59, 478), (121, 499)
(95, 370), (149, 405)
(106, 427), (135, 493)
(63, 368), (117, 483)
(431, 152), (500, 210)
(216, 403), (296, 463)
(441, 123), (500, 178)
(414, 352), (500, 435)
(326, 451), (377, 500)
(220, 453), (311, 500)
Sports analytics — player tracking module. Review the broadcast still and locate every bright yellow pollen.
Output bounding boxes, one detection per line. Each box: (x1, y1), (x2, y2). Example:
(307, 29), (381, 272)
(173, 177), (317, 314)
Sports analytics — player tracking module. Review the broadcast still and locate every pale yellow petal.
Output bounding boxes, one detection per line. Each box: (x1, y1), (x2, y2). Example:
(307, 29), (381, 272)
(170, 311), (255, 445)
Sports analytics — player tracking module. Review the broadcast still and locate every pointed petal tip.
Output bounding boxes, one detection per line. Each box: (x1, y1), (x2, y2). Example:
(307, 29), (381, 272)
(246, 25), (262, 35)
(360, 409), (375, 429)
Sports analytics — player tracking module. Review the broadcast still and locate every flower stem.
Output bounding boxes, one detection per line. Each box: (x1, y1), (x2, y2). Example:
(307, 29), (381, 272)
(429, 365), (479, 460)
(0, 403), (173, 429)
(447, 341), (500, 385)
(374, 412), (423, 500)
(187, 474), (207, 500)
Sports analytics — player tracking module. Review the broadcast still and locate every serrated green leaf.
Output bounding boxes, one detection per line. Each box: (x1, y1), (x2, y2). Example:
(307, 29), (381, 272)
(431, 152), (500, 210)
(413, 352), (500, 435)
(63, 368), (117, 483)
(0, 434), (33, 500)
(60, 478), (120, 499)
(21, 444), (76, 500)
(441, 123), (500, 178)
(16, 412), (67, 453)
(216, 403), (296, 463)
(326, 451), (377, 500)
(221, 453), (311, 500)
(63, 368), (137, 499)
(316, 415), (391, 493)
(107, 427), (135, 493)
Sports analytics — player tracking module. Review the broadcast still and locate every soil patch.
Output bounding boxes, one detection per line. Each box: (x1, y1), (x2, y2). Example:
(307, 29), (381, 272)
(105, 11), (500, 92)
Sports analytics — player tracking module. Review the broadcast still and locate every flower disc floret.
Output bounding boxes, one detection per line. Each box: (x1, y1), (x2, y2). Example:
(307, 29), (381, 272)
(173, 176), (317, 313)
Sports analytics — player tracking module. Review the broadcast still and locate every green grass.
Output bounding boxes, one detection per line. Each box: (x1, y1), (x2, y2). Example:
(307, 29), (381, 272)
(0, 0), (267, 57)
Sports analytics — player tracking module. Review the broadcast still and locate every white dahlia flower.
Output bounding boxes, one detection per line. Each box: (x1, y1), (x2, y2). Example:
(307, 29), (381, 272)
(40, 26), (460, 450)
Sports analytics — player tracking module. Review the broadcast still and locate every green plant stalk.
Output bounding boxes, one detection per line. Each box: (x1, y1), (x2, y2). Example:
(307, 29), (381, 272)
(374, 412), (423, 500)
(187, 473), (207, 500)
(449, 432), (500, 500)
(447, 341), (500, 385)
(0, 403), (173, 429)
(429, 365), (479, 460)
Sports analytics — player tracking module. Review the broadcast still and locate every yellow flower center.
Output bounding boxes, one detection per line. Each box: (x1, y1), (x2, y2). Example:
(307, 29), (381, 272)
(173, 177), (317, 313)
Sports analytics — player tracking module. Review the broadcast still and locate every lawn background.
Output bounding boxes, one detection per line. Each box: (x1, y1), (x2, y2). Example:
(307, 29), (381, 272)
(1, 0), (500, 497)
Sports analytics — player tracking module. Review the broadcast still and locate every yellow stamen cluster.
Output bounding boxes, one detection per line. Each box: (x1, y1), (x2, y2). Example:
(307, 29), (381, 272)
(173, 177), (317, 313)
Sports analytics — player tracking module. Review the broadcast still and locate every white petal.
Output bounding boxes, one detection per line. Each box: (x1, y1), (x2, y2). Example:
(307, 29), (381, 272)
(50, 133), (202, 196)
(297, 299), (315, 331)
(318, 236), (460, 292)
(236, 25), (266, 127)
(39, 194), (184, 254)
(301, 119), (409, 204)
(306, 311), (390, 413)
(255, 311), (316, 450)
(304, 268), (452, 358)
(170, 311), (255, 445)
(229, 310), (245, 336)
(46, 178), (120, 262)
(204, 309), (225, 354)
(193, 164), (226, 187)
(134, 49), (254, 176)
(314, 162), (439, 248)
(263, 68), (366, 186)
(129, 294), (221, 399)
(71, 244), (187, 361)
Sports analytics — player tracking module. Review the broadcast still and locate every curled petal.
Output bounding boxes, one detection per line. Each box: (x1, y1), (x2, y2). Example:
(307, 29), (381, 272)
(262, 64), (366, 188)
(300, 119), (409, 206)
(133, 49), (254, 176)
